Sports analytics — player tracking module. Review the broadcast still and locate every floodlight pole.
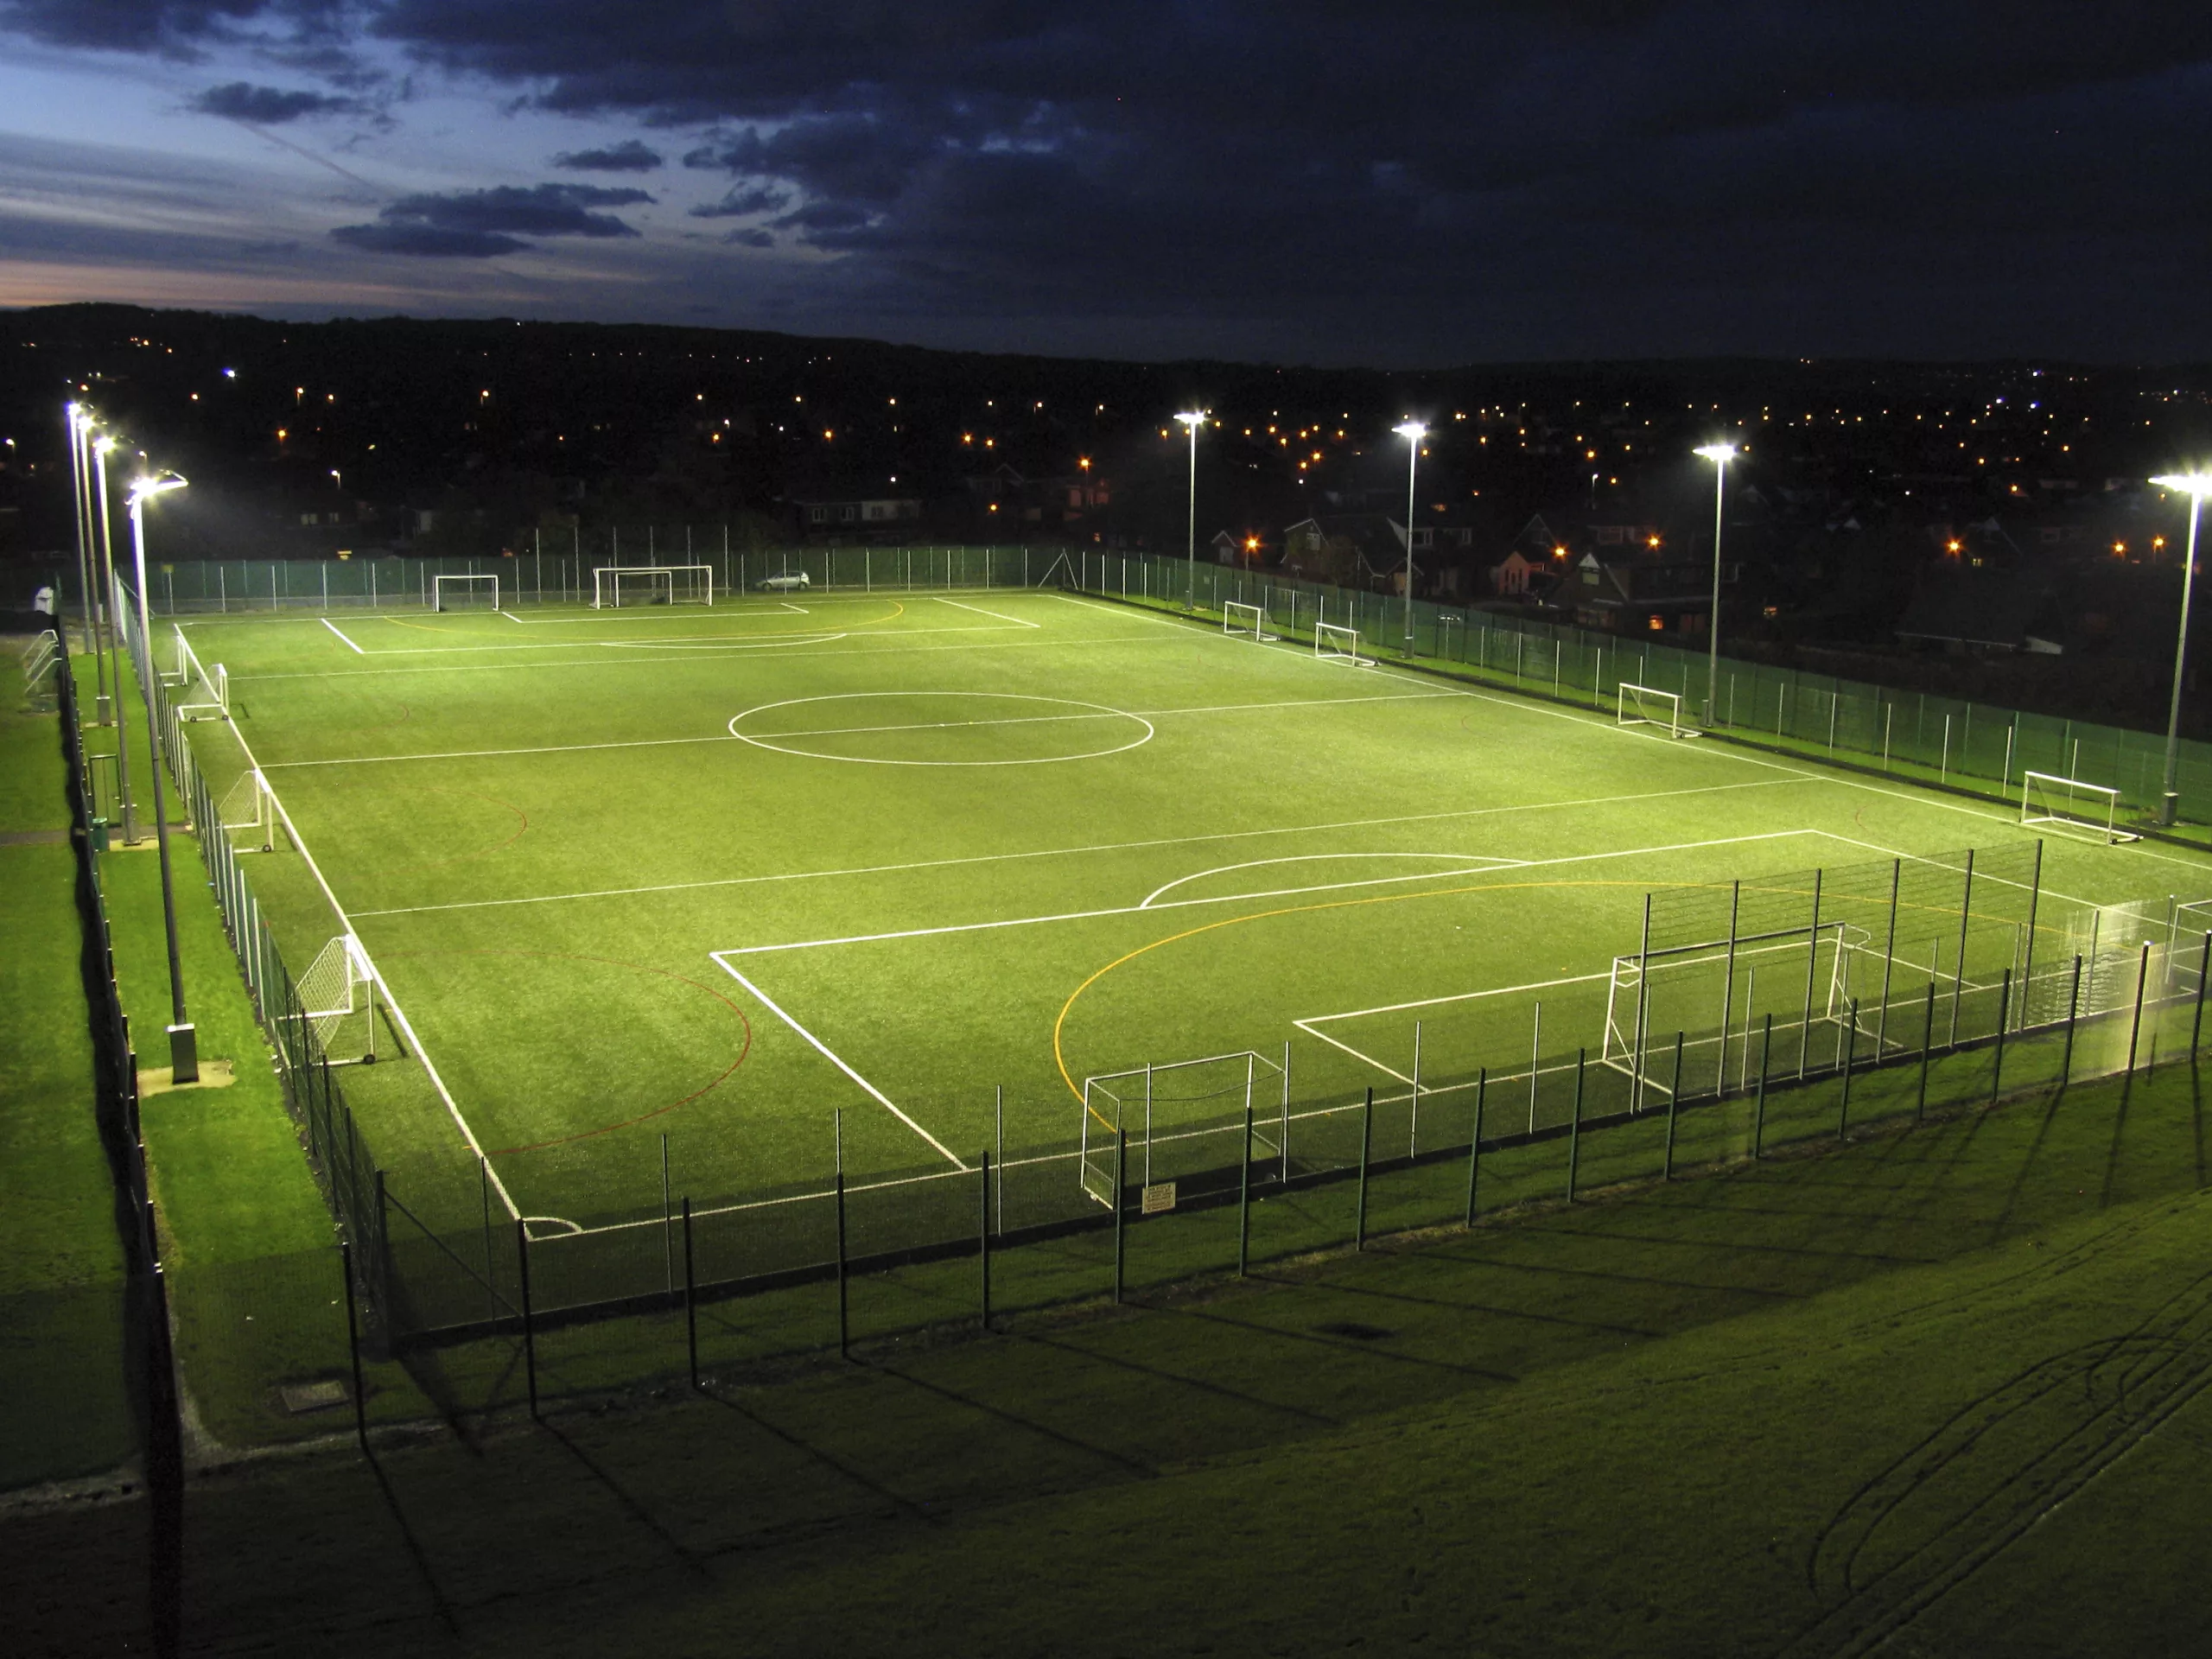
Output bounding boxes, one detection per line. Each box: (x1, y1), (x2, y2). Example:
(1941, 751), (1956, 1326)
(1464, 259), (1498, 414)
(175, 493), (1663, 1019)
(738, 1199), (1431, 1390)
(92, 439), (137, 845)
(1176, 412), (1205, 610)
(1394, 422), (1427, 652)
(1696, 444), (1737, 728)
(128, 476), (196, 1084)
(2157, 476), (2212, 826)
(69, 410), (112, 722)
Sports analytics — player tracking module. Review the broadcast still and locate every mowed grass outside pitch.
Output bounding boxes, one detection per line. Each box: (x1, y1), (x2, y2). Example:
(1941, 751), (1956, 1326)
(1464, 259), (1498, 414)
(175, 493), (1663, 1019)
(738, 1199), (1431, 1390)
(167, 587), (2212, 1234)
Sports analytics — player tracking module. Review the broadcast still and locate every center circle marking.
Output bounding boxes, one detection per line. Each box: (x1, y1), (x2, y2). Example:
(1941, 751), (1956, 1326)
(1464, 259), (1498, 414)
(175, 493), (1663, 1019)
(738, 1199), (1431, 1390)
(728, 691), (1154, 766)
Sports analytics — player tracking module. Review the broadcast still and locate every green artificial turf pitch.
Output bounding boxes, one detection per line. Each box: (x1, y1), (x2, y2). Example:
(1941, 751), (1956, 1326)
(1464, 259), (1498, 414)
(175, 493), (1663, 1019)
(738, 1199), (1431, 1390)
(164, 588), (2212, 1235)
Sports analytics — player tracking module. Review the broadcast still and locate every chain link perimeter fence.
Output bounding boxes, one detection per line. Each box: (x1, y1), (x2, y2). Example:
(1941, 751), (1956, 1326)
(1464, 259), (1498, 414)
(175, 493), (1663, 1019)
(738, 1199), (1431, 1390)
(1068, 549), (2212, 842)
(77, 561), (2212, 1451)
(136, 540), (1066, 613)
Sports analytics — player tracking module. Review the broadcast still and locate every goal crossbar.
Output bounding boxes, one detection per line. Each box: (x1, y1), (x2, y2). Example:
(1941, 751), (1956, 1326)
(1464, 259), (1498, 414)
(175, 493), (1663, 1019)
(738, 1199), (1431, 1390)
(591, 564), (715, 608)
(2021, 770), (2137, 843)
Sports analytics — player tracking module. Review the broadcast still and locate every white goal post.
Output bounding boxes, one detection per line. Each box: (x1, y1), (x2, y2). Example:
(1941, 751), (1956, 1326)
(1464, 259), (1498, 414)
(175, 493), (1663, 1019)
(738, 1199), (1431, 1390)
(432, 573), (499, 612)
(296, 934), (379, 1065)
(591, 564), (715, 608)
(1314, 620), (1371, 667)
(2022, 770), (2137, 843)
(1618, 681), (1690, 739)
(1223, 600), (1277, 642)
(169, 626), (229, 721)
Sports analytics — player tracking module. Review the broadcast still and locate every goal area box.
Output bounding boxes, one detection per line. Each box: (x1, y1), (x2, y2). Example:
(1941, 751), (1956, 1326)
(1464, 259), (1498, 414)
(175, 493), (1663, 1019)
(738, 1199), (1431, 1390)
(2021, 770), (2138, 843)
(592, 565), (715, 608)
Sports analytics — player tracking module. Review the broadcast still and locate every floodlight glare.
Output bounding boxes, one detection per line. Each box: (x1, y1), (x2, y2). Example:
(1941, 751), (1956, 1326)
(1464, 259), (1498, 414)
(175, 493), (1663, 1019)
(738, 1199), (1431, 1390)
(1175, 410), (1205, 429)
(1393, 420), (1427, 442)
(129, 473), (187, 505)
(2153, 471), (2212, 823)
(1694, 442), (1738, 463)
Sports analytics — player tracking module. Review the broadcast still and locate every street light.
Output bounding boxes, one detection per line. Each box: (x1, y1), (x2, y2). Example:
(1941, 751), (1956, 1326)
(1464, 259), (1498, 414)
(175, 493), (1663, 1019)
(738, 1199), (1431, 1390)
(1694, 443), (1738, 728)
(2152, 473), (2212, 826)
(127, 472), (197, 1084)
(1175, 411), (1205, 609)
(1393, 421), (1427, 653)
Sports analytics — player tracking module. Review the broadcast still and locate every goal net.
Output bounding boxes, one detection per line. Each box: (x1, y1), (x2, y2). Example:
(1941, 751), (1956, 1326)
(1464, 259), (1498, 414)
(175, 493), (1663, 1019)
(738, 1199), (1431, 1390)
(1224, 600), (1277, 642)
(169, 626), (229, 721)
(592, 564), (715, 608)
(1079, 1050), (1286, 1208)
(432, 574), (499, 613)
(296, 934), (379, 1065)
(218, 768), (279, 854)
(1315, 620), (1371, 667)
(1618, 682), (1688, 739)
(2022, 771), (2135, 843)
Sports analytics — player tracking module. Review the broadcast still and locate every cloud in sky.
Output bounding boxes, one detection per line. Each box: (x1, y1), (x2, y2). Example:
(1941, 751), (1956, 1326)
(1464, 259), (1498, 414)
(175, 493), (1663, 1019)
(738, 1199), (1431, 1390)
(190, 81), (359, 124)
(3, 3), (2212, 359)
(331, 181), (652, 257)
(552, 138), (661, 172)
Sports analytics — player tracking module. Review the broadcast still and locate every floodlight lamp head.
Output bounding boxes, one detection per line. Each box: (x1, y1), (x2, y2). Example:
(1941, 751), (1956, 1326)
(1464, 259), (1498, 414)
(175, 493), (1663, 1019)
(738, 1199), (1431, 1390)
(1174, 410), (1206, 429)
(129, 473), (187, 506)
(2152, 474), (2212, 497)
(94, 435), (116, 454)
(1694, 443), (1738, 464)
(1393, 420), (1427, 442)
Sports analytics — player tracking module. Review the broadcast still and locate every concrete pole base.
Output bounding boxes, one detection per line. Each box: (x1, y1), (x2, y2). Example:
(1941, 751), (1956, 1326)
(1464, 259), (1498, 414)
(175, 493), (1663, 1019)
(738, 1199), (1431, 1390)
(167, 1024), (199, 1086)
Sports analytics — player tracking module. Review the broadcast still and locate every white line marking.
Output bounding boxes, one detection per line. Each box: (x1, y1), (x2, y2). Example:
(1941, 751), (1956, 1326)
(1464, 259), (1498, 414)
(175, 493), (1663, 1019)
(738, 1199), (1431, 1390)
(320, 619), (365, 654)
(267, 734), (737, 768)
(1298, 967), (1616, 1027)
(1293, 1020), (1416, 1085)
(1141, 853), (1525, 909)
(711, 962), (969, 1171)
(727, 691), (1154, 767)
(711, 830), (1825, 958)
(937, 595), (1039, 627)
(353, 779), (1804, 918)
(499, 611), (525, 625)
(189, 699), (520, 1221)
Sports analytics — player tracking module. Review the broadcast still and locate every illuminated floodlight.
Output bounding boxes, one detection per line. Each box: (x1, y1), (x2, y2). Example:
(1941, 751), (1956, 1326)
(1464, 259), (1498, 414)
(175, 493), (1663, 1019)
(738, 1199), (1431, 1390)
(2152, 474), (2212, 495)
(1694, 442), (1738, 464)
(2153, 472), (2212, 823)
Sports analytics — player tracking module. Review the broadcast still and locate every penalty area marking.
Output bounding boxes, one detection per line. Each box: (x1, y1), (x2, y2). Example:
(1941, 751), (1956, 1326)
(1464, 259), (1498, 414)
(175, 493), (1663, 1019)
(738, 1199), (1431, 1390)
(712, 961), (969, 1171)
(1141, 852), (1525, 908)
(935, 595), (1040, 628)
(321, 618), (365, 654)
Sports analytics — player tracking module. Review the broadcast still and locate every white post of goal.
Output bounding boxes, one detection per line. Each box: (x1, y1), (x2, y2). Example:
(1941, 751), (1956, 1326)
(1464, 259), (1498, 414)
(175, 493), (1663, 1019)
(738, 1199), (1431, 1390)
(432, 573), (499, 613)
(1224, 600), (1275, 642)
(1617, 681), (1686, 739)
(2021, 770), (2133, 843)
(1315, 620), (1370, 666)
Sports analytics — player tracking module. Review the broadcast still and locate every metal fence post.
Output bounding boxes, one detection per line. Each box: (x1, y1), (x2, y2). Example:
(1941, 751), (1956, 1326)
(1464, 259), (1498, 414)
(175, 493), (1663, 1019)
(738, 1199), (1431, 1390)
(1237, 1102), (1252, 1277)
(834, 1111), (849, 1358)
(1113, 1130), (1127, 1304)
(2063, 954), (2083, 1083)
(1754, 1015), (1772, 1158)
(340, 1241), (366, 1452)
(517, 1218), (537, 1421)
(1355, 1088), (1373, 1250)
(1663, 1033), (1684, 1179)
(979, 1148), (992, 1328)
(2196, 933), (2211, 1060)
(1567, 1049), (1586, 1200)
(1465, 1067), (1485, 1226)
(682, 1197), (698, 1389)
(2126, 942), (2151, 1081)
(1917, 980), (1936, 1122)
(1992, 969), (2012, 1102)
(1840, 999), (1858, 1139)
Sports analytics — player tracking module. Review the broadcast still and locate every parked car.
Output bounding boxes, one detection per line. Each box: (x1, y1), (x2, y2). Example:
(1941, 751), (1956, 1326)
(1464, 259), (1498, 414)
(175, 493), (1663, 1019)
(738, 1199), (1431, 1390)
(755, 570), (811, 592)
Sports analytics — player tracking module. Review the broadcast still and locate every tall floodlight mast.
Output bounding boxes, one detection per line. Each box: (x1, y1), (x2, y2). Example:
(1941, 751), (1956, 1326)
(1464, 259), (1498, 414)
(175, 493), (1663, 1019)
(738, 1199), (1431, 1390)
(127, 472), (197, 1083)
(1176, 411), (1206, 610)
(2152, 473), (2212, 825)
(1394, 422), (1427, 653)
(1694, 443), (1739, 728)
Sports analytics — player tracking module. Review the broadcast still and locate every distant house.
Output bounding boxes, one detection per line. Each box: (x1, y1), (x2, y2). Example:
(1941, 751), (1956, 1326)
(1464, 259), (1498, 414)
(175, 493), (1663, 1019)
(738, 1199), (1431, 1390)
(1567, 552), (1719, 637)
(1283, 513), (1414, 592)
(1484, 549), (1551, 599)
(791, 489), (925, 543)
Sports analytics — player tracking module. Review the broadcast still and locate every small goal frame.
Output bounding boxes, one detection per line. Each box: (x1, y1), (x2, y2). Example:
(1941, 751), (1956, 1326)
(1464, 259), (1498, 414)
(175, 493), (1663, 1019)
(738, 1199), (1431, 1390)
(1223, 600), (1277, 642)
(432, 573), (499, 613)
(2021, 770), (2137, 843)
(169, 626), (229, 721)
(1618, 681), (1691, 739)
(1314, 620), (1372, 667)
(219, 768), (279, 854)
(296, 934), (380, 1065)
(591, 564), (715, 608)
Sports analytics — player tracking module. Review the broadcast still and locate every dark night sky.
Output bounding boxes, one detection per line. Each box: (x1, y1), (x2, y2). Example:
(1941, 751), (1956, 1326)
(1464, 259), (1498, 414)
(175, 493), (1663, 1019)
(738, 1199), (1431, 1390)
(1, 3), (2208, 365)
